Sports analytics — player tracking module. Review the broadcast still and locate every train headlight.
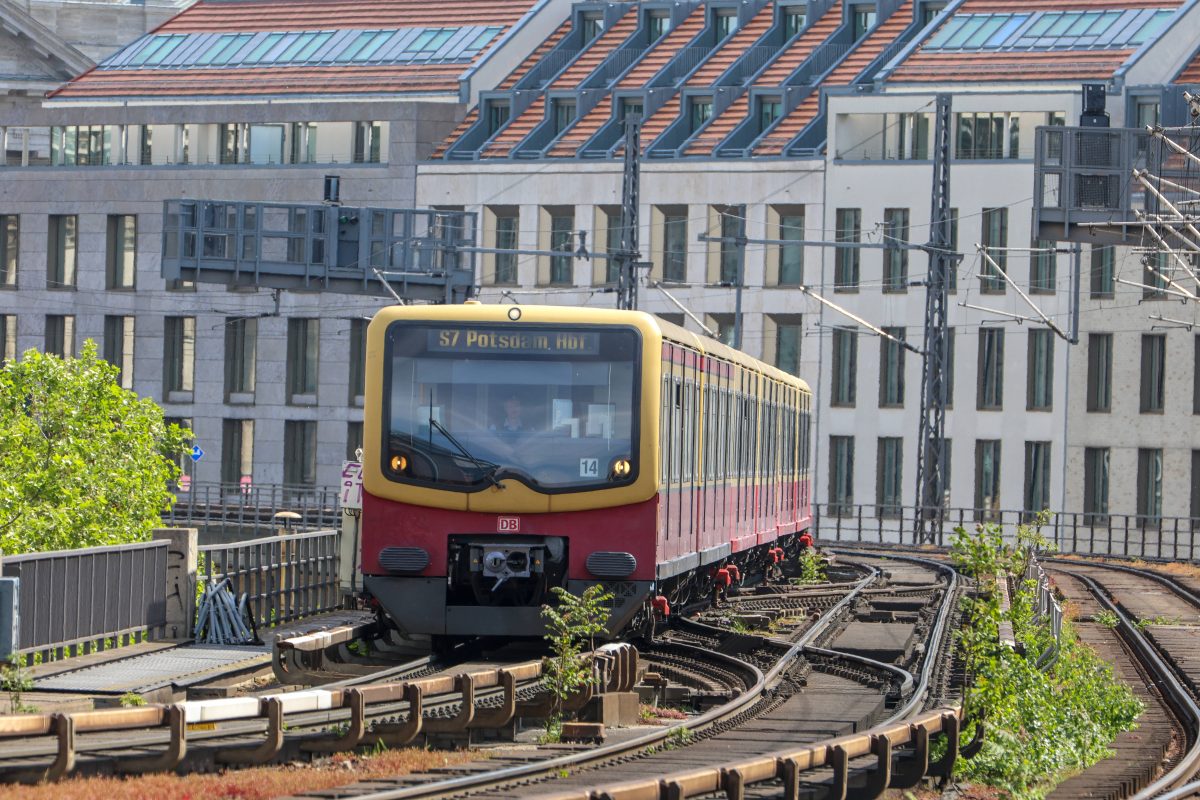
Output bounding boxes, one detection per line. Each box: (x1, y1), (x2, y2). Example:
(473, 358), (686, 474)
(390, 453), (409, 473)
(611, 457), (632, 479)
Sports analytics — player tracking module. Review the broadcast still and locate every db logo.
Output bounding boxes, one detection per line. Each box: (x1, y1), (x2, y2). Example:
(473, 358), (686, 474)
(497, 516), (521, 533)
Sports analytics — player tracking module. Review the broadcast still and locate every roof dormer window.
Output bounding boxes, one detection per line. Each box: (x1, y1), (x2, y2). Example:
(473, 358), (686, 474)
(714, 9), (738, 40)
(852, 6), (876, 40)
(581, 13), (604, 44)
(783, 5), (806, 39)
(648, 12), (670, 42)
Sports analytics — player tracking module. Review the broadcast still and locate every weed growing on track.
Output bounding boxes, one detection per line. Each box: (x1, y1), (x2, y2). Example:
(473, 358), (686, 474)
(793, 550), (827, 585)
(539, 584), (613, 741)
(951, 514), (1143, 799)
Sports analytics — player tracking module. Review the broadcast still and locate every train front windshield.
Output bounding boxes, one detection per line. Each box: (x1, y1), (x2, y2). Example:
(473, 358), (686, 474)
(384, 323), (640, 491)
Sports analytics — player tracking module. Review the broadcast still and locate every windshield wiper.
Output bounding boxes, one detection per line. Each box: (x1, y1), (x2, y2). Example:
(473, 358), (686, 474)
(428, 417), (505, 490)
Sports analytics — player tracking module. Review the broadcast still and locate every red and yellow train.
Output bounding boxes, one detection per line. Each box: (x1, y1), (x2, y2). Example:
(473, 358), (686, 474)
(360, 303), (812, 646)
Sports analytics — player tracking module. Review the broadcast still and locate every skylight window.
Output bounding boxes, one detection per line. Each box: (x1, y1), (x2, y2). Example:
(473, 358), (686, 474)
(923, 8), (1176, 52)
(100, 24), (504, 71)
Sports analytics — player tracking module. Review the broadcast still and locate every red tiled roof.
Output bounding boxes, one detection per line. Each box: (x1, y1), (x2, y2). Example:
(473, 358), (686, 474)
(886, 0), (1184, 86)
(51, 0), (542, 99)
(544, 6), (709, 158)
(889, 49), (1136, 82)
(480, 8), (639, 158)
(754, 1), (914, 156)
(1174, 46), (1200, 84)
(431, 108), (478, 159)
(497, 19), (572, 91)
(686, 5), (776, 86)
(51, 65), (462, 98)
(683, 2), (842, 156)
(157, 0), (538, 34)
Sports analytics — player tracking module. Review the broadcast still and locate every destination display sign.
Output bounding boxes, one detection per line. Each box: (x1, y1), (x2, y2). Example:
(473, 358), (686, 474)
(427, 328), (601, 356)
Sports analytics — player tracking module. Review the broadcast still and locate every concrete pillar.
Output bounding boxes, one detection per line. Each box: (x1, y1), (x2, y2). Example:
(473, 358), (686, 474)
(0, 127), (6, 166)
(20, 129), (29, 167)
(154, 528), (198, 641)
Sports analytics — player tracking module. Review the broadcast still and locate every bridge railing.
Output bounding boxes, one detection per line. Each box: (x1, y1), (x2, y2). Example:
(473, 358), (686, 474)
(198, 529), (340, 630)
(817, 505), (1200, 562)
(2, 540), (169, 660)
(165, 482), (340, 534)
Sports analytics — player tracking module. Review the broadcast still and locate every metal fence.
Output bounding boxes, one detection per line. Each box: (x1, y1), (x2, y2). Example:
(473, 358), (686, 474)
(165, 482), (340, 535)
(2, 541), (168, 657)
(816, 505), (1200, 562)
(197, 529), (340, 630)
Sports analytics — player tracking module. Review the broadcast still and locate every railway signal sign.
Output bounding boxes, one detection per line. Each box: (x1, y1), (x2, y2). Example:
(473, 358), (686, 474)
(190, 445), (204, 462)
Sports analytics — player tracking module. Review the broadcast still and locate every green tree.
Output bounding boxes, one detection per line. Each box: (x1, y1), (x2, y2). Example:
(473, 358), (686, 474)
(0, 342), (191, 554)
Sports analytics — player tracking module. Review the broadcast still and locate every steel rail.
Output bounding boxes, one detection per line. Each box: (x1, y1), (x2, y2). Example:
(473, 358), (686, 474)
(1065, 569), (1200, 798)
(340, 568), (882, 800)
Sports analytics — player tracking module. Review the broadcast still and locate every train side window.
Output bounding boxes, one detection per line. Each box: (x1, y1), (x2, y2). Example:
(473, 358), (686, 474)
(661, 373), (671, 483)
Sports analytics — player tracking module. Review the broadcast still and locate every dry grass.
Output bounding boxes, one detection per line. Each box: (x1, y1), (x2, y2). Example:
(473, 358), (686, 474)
(0, 748), (477, 800)
(1149, 561), (1200, 581)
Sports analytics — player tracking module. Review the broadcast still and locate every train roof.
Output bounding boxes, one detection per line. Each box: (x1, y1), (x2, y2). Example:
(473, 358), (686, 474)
(371, 302), (811, 394)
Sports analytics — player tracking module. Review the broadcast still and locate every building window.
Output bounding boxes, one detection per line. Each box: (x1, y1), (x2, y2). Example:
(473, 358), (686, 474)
(347, 421), (364, 462)
(977, 327), (1004, 409)
(829, 435), (854, 514)
(776, 208), (803, 286)
(224, 317), (257, 398)
(783, 5), (806, 37)
(975, 440), (1001, 520)
(494, 212), (519, 285)
(486, 101), (510, 136)
(883, 208), (909, 293)
(164, 316), (195, 394)
(603, 207), (622, 284)
(0, 315), (14, 363)
(1024, 441), (1051, 516)
(47, 214), (77, 289)
(758, 97), (782, 132)
(219, 123), (241, 164)
(947, 208), (959, 292)
(1137, 448), (1163, 523)
(707, 313), (736, 346)
(718, 206), (742, 284)
(549, 212), (574, 285)
(1087, 333), (1112, 412)
(620, 98), (643, 122)
(221, 419), (254, 487)
(1135, 99), (1160, 129)
(353, 121), (382, 163)
(1026, 329), (1053, 411)
(0, 215), (16, 289)
(831, 327), (857, 407)
(44, 314), (74, 358)
(714, 9), (737, 39)
(106, 215), (136, 290)
(773, 315), (801, 375)
(1143, 252), (1169, 299)
(1140, 333), (1166, 413)
(980, 208), (1006, 293)
(349, 318), (367, 404)
(689, 97), (713, 132)
(852, 5), (876, 39)
(944, 327), (956, 407)
(835, 208), (861, 291)
(1192, 451), (1200, 524)
(139, 125), (153, 166)
(879, 327), (906, 407)
(1090, 245), (1114, 297)
(1195, 335), (1200, 415)
(287, 318), (319, 401)
(1030, 239), (1055, 294)
(581, 12), (604, 42)
(1084, 447), (1109, 524)
(553, 100), (576, 134)
(103, 315), (134, 389)
(289, 122), (317, 164)
(876, 437), (903, 517)
(283, 420), (318, 487)
(956, 112), (1017, 159)
(662, 210), (687, 283)
(647, 12), (670, 41)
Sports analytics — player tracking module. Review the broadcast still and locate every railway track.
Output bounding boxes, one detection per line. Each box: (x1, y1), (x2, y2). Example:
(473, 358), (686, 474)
(0, 550), (976, 800)
(285, 553), (969, 800)
(1042, 559), (1200, 798)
